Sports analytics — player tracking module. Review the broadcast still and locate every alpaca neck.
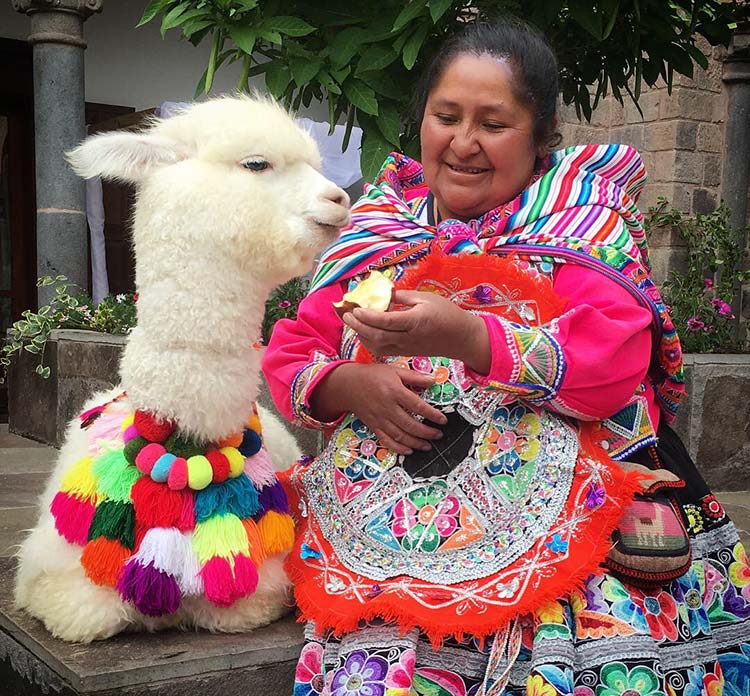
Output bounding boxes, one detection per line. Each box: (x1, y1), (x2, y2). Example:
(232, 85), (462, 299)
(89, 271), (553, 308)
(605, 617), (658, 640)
(120, 254), (272, 443)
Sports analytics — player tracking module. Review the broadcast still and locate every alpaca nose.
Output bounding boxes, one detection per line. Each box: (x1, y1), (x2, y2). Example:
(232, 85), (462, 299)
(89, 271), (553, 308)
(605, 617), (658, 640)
(323, 187), (350, 209)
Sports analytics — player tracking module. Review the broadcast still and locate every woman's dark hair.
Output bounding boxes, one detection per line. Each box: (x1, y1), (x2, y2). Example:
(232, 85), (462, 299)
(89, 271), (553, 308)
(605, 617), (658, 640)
(414, 18), (561, 149)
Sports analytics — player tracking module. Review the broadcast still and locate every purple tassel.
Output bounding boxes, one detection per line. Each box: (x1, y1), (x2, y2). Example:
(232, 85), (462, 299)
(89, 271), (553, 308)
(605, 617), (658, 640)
(258, 481), (289, 514)
(117, 559), (181, 616)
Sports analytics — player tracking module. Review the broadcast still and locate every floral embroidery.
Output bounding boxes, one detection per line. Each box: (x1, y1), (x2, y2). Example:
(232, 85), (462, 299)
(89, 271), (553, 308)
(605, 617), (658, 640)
(384, 649), (415, 696)
(330, 650), (389, 696)
(411, 355), (468, 405)
(294, 642), (325, 696)
(597, 662), (665, 696)
(701, 495), (725, 521)
(631, 588), (679, 642)
(601, 576), (650, 634)
(674, 569), (711, 636)
(683, 504), (705, 534)
(728, 542), (750, 603)
(292, 352), (341, 428)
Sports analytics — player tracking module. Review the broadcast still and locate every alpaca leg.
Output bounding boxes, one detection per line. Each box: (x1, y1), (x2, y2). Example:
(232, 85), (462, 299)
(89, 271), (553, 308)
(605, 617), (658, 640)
(179, 555), (291, 632)
(257, 405), (301, 472)
(15, 525), (135, 643)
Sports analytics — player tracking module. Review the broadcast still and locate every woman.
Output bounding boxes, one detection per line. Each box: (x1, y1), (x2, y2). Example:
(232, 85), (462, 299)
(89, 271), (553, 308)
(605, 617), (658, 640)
(263, 20), (750, 696)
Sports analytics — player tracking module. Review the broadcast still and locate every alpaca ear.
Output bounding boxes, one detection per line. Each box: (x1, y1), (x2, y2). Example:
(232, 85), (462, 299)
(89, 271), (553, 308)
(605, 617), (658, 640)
(66, 131), (189, 183)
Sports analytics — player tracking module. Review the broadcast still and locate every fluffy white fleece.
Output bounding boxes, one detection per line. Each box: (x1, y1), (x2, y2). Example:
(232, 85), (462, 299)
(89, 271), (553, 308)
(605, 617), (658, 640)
(14, 95), (350, 642)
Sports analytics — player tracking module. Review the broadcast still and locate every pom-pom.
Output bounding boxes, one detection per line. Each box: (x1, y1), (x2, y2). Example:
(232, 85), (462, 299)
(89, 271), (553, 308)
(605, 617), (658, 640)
(239, 429), (262, 457)
(128, 527), (203, 597)
(193, 476), (259, 523)
(135, 442), (166, 475)
(88, 500), (135, 549)
(167, 457), (188, 490)
(200, 554), (258, 607)
(123, 436), (149, 465)
(50, 491), (96, 546)
(133, 410), (174, 443)
(81, 536), (132, 587)
(246, 414), (262, 436)
(217, 432), (243, 448)
(242, 518), (267, 567)
(192, 513), (249, 564)
(151, 453), (176, 483)
(121, 412), (134, 431)
(244, 448), (277, 489)
(131, 477), (188, 529)
(220, 447), (245, 479)
(164, 432), (204, 459)
(117, 559), (181, 616)
(187, 455), (213, 490)
(60, 456), (99, 500)
(258, 481), (290, 514)
(206, 450), (230, 483)
(257, 510), (296, 555)
(92, 448), (141, 502)
(122, 425), (139, 444)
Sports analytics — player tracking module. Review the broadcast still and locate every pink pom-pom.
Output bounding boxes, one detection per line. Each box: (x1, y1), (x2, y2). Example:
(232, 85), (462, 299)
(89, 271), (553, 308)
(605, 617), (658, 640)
(123, 425), (139, 444)
(167, 457), (188, 490)
(135, 442), (166, 475)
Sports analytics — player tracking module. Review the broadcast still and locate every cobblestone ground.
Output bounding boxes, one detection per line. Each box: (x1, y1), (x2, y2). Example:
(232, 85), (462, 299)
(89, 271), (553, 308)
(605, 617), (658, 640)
(0, 424), (748, 559)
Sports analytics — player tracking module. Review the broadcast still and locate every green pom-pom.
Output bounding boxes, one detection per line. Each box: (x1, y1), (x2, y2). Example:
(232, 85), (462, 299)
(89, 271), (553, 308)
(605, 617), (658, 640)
(123, 436), (148, 466)
(92, 449), (142, 502)
(88, 500), (135, 549)
(164, 432), (205, 459)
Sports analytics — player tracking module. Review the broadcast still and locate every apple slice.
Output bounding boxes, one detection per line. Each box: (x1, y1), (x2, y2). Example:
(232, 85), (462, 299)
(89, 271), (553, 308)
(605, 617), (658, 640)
(333, 270), (394, 315)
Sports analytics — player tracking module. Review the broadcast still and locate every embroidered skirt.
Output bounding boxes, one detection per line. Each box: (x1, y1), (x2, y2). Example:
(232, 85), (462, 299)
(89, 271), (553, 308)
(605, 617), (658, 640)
(291, 425), (750, 696)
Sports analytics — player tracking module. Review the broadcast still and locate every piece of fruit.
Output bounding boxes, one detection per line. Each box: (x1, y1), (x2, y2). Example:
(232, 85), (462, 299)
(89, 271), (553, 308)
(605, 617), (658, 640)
(333, 270), (394, 315)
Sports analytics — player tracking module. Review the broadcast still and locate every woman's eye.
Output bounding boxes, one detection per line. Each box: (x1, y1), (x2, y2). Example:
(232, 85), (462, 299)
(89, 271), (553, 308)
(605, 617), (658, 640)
(484, 123), (505, 131)
(241, 158), (271, 172)
(436, 114), (457, 124)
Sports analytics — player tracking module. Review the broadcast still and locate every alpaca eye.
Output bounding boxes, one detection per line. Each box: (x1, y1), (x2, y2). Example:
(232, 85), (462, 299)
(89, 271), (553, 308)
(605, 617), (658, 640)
(241, 158), (271, 172)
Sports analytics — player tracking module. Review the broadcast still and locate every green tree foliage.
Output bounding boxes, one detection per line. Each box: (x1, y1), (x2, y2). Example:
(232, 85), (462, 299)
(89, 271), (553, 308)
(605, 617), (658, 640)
(139, 0), (747, 179)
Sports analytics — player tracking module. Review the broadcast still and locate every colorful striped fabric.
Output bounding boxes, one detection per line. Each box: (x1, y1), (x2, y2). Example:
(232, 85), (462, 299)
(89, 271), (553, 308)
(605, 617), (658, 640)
(309, 144), (685, 423)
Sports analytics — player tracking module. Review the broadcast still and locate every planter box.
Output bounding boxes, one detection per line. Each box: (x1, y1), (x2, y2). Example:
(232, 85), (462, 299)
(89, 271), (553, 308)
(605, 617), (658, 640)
(673, 353), (750, 491)
(7, 329), (323, 455)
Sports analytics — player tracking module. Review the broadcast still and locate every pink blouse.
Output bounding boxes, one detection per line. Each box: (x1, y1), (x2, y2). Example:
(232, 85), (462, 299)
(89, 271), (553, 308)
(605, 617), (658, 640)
(262, 262), (659, 433)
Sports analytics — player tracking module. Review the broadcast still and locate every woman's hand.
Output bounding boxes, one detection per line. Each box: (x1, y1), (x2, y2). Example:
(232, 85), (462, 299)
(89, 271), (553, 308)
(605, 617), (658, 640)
(310, 362), (448, 455)
(342, 290), (492, 374)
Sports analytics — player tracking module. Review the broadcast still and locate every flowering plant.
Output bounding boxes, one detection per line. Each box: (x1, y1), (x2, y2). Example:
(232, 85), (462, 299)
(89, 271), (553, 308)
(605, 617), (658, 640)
(0, 276), (137, 382)
(646, 199), (750, 353)
(261, 275), (309, 344)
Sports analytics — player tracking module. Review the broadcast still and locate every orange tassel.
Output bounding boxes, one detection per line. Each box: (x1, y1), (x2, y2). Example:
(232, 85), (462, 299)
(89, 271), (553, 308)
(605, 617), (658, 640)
(257, 511), (295, 555)
(81, 536), (131, 587)
(242, 518), (267, 566)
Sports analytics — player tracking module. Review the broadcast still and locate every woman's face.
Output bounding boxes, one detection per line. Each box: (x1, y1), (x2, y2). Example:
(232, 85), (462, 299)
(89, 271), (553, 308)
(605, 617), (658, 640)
(420, 53), (542, 222)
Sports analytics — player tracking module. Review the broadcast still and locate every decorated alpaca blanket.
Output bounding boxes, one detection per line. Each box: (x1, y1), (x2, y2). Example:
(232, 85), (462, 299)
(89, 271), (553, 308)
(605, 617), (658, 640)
(310, 144), (685, 426)
(50, 394), (294, 616)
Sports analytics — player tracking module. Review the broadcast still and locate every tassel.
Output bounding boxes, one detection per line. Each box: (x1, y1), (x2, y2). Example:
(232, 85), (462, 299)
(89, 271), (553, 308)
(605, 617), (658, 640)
(192, 513), (249, 564)
(131, 477), (188, 529)
(258, 481), (290, 514)
(193, 476), (259, 523)
(117, 559), (181, 616)
(50, 491), (97, 546)
(87, 500), (135, 549)
(200, 554), (258, 607)
(60, 456), (99, 500)
(128, 527), (203, 597)
(241, 518), (267, 567)
(257, 510), (296, 555)
(81, 536), (131, 587)
(92, 448), (141, 502)
(178, 490), (195, 532)
(86, 407), (129, 456)
(244, 449), (277, 489)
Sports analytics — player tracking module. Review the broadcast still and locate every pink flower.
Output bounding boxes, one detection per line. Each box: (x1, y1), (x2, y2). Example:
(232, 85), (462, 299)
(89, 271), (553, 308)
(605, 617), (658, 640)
(711, 299), (734, 318)
(704, 278), (714, 290)
(278, 300), (292, 309)
(686, 316), (705, 331)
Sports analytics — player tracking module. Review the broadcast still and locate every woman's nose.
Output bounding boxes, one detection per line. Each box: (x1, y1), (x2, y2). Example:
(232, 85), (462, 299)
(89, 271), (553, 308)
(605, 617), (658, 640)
(450, 127), (481, 158)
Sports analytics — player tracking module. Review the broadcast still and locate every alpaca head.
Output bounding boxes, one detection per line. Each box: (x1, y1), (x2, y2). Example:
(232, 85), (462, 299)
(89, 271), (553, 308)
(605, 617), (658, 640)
(67, 95), (351, 288)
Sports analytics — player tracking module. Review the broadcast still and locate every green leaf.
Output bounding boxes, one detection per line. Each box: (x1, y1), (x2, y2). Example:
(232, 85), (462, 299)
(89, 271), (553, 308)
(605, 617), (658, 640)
(160, 4), (198, 38)
(570, 0), (603, 39)
(343, 79), (379, 116)
(666, 43), (694, 77)
(318, 71), (342, 95)
(229, 25), (257, 55)
(360, 129), (392, 182)
(359, 71), (402, 100)
(260, 30), (283, 45)
(24, 344), (41, 355)
(137, 0), (174, 28)
(204, 31), (223, 93)
(40, 366), (51, 379)
(291, 58), (322, 87)
(429, 0), (453, 23)
(393, 1), (428, 32)
(375, 103), (401, 146)
(328, 27), (369, 68)
(601, 0), (620, 40)
(236, 0), (258, 10)
(356, 44), (398, 75)
(182, 18), (213, 41)
(402, 23), (429, 70)
(263, 16), (316, 37)
(265, 61), (292, 97)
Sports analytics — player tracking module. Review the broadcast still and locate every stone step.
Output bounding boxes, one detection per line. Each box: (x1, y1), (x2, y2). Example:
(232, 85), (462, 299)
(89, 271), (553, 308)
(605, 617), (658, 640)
(0, 559), (303, 696)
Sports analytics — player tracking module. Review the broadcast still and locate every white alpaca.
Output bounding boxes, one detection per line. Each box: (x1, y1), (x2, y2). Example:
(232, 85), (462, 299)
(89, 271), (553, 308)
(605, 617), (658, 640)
(14, 95), (350, 643)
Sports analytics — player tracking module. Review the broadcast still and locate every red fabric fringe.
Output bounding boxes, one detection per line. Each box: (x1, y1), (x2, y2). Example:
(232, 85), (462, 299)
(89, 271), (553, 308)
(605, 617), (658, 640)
(131, 477), (189, 529)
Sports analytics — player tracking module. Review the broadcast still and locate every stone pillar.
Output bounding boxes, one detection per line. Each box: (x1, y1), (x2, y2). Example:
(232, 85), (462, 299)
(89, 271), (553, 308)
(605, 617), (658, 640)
(721, 23), (750, 339)
(12, 0), (102, 306)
